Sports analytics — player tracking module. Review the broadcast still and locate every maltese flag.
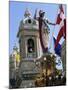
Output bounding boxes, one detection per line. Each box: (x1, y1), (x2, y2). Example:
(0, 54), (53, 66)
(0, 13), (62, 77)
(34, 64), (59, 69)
(55, 4), (66, 48)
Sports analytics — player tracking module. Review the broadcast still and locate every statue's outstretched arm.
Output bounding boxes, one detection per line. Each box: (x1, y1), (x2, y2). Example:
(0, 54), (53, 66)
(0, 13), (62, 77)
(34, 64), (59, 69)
(46, 19), (56, 25)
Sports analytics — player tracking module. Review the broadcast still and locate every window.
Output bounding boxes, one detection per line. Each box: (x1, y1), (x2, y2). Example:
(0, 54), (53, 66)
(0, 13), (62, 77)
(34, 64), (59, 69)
(28, 19), (32, 24)
(27, 38), (35, 53)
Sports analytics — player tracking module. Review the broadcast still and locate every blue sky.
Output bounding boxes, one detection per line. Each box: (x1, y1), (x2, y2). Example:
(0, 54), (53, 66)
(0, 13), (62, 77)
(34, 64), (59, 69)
(9, 1), (66, 54)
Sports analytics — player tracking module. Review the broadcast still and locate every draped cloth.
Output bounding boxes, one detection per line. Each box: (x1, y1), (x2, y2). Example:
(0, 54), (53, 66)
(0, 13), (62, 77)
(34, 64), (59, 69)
(38, 17), (49, 53)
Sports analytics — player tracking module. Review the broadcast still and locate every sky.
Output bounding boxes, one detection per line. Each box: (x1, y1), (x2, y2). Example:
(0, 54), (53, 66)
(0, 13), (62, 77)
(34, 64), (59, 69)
(9, 1), (66, 54)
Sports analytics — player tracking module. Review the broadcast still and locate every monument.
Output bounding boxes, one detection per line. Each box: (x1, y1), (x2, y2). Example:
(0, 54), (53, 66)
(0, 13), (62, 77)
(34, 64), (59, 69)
(16, 9), (56, 88)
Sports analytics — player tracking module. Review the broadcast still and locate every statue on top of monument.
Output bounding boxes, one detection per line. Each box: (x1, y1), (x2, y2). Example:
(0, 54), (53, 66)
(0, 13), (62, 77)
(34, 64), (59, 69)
(34, 9), (56, 53)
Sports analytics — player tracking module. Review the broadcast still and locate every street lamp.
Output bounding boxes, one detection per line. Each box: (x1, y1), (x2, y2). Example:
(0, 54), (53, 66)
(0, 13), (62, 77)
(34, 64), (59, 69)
(49, 76), (52, 80)
(44, 57), (46, 61)
(56, 75), (58, 79)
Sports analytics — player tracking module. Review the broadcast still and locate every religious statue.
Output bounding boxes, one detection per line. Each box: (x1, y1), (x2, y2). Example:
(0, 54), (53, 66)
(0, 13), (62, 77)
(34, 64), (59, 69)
(35, 10), (55, 53)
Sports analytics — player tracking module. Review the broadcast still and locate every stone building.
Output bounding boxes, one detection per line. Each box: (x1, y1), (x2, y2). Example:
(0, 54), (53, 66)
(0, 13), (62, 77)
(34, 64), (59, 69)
(17, 9), (43, 88)
(16, 9), (56, 88)
(9, 45), (20, 80)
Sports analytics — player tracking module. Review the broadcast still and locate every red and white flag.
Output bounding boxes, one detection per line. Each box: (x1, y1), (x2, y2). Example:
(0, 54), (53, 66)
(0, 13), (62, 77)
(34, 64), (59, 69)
(55, 4), (66, 48)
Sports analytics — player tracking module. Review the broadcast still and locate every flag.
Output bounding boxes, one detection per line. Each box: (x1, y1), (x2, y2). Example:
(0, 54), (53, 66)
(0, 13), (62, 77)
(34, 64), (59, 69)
(53, 37), (61, 56)
(55, 4), (66, 48)
(56, 4), (64, 24)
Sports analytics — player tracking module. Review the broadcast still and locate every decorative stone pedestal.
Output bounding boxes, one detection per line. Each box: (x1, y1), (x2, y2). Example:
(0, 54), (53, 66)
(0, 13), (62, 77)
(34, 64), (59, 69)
(16, 52), (56, 88)
(16, 59), (42, 88)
